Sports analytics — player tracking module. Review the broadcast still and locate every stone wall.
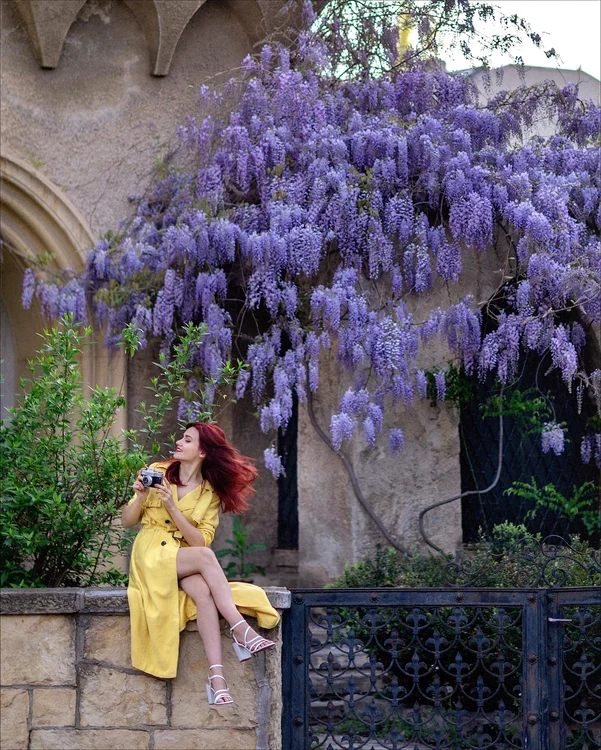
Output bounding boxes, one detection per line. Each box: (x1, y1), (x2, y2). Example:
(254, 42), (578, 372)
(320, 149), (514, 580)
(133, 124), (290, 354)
(0, 587), (290, 750)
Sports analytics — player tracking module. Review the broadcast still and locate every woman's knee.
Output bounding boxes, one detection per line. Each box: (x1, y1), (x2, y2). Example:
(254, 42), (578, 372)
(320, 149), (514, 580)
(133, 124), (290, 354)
(180, 573), (212, 603)
(195, 546), (218, 566)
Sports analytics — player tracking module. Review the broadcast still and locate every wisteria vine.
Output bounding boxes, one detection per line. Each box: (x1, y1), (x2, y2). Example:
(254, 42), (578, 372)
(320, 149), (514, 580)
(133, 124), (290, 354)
(24, 3), (601, 473)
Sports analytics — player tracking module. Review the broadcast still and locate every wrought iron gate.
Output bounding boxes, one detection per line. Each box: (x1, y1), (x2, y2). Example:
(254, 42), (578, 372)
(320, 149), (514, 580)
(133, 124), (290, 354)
(282, 542), (601, 749)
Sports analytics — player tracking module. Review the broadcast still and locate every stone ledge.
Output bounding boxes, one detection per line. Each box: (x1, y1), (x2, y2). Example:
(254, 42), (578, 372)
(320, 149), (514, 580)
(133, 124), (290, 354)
(0, 586), (291, 615)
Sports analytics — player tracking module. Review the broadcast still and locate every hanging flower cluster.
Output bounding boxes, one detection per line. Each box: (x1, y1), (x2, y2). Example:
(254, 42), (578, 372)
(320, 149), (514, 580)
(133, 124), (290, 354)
(24, 12), (601, 472)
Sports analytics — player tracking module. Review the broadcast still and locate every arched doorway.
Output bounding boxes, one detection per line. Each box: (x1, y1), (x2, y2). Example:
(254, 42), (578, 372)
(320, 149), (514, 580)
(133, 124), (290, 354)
(0, 154), (125, 424)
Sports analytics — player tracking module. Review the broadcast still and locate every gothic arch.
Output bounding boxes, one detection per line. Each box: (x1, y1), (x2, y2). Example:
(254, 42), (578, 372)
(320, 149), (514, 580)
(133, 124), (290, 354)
(14, 0), (88, 70)
(1, 153), (94, 271)
(14, 0), (289, 77)
(0, 154), (125, 424)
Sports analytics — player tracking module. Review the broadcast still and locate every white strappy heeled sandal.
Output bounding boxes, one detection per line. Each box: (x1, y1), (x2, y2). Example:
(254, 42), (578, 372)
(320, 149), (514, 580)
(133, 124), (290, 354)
(206, 664), (234, 705)
(229, 619), (276, 662)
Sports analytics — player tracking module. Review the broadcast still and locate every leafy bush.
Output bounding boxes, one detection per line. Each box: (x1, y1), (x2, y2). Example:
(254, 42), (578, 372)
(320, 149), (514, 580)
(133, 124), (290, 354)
(215, 517), (267, 581)
(505, 479), (601, 538)
(329, 523), (601, 590)
(0, 315), (241, 588)
(329, 543), (452, 589)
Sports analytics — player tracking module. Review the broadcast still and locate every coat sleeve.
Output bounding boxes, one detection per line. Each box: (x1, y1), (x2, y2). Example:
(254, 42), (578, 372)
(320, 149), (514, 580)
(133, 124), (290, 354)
(191, 491), (221, 547)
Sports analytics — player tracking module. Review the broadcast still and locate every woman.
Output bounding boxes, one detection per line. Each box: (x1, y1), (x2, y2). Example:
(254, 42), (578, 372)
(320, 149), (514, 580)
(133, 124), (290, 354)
(122, 422), (278, 705)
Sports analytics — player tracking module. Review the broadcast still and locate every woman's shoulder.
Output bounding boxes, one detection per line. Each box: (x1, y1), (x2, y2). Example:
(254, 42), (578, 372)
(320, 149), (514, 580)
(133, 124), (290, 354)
(148, 460), (171, 472)
(201, 478), (217, 496)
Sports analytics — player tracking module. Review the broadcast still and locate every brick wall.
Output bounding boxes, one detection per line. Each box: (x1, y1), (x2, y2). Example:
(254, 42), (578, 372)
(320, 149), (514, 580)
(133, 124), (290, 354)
(0, 588), (290, 750)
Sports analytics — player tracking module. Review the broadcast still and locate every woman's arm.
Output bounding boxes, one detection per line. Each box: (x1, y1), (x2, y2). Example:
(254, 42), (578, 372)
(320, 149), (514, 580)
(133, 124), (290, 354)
(154, 481), (206, 547)
(121, 473), (148, 528)
(167, 504), (206, 547)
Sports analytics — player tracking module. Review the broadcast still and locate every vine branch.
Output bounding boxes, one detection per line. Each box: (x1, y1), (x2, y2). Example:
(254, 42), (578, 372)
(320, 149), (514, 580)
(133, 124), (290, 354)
(418, 403), (505, 553)
(306, 389), (407, 554)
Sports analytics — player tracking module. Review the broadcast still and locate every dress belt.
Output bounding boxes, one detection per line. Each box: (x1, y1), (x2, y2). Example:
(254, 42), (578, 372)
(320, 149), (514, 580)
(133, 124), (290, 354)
(144, 524), (184, 540)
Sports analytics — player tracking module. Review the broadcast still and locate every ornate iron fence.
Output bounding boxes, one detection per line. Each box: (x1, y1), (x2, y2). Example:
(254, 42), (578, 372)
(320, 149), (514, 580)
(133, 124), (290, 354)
(282, 538), (601, 749)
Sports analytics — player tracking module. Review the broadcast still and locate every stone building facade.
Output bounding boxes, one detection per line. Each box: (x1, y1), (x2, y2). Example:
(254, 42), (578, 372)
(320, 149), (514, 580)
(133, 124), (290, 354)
(1, 0), (599, 587)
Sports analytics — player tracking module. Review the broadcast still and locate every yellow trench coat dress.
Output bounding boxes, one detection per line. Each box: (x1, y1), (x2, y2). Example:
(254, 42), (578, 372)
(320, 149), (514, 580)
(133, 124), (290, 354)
(126, 462), (280, 678)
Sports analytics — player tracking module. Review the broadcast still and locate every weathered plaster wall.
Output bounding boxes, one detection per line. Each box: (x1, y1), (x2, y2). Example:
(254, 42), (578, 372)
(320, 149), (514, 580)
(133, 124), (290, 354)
(1, 0), (254, 235)
(0, 587), (289, 750)
(297, 236), (511, 585)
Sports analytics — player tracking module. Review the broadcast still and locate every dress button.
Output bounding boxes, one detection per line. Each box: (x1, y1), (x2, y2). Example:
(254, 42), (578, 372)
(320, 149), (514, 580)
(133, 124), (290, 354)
(165, 519), (170, 523)
(161, 541), (167, 546)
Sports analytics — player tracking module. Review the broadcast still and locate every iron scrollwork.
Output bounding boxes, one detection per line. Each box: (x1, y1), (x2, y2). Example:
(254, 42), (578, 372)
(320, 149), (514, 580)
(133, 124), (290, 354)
(308, 604), (524, 749)
(562, 606), (601, 749)
(442, 535), (601, 589)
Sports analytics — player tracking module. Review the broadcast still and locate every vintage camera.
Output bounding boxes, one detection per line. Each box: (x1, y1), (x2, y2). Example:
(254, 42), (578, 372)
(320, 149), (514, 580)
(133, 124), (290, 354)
(140, 468), (164, 488)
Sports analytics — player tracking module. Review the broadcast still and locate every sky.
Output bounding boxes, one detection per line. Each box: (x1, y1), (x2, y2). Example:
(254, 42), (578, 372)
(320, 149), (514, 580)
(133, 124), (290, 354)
(441, 0), (601, 80)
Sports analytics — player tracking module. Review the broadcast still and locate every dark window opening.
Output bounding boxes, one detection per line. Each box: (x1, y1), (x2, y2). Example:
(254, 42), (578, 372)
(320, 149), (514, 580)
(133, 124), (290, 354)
(277, 393), (299, 549)
(459, 347), (599, 544)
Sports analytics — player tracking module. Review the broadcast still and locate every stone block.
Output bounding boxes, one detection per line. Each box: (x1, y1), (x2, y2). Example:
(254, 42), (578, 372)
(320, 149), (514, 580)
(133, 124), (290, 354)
(30, 729), (149, 749)
(79, 665), (167, 727)
(0, 615), (75, 686)
(262, 587), (291, 610)
(1, 689), (29, 750)
(0, 589), (80, 615)
(83, 615), (131, 668)
(154, 729), (256, 749)
(32, 688), (76, 727)
(170, 628), (258, 730)
(261, 625), (283, 750)
(83, 589), (128, 614)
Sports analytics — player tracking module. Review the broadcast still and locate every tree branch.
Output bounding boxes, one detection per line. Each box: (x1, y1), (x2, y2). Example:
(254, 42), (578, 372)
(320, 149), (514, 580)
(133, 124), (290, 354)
(418, 397), (505, 553)
(306, 389), (407, 554)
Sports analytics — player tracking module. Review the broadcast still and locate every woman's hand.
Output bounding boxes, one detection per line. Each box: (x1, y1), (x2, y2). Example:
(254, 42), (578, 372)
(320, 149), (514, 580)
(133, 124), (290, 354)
(154, 479), (177, 513)
(132, 474), (149, 501)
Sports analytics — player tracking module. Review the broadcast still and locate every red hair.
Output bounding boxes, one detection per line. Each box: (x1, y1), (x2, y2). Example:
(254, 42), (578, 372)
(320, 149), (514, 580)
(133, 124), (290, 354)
(164, 422), (257, 513)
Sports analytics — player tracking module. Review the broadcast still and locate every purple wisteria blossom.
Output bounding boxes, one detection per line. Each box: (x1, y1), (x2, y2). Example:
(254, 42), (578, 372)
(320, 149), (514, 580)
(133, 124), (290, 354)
(21, 268), (35, 309)
(21, 9), (601, 470)
(580, 434), (601, 468)
(389, 428), (405, 454)
(264, 446), (285, 478)
(541, 422), (565, 456)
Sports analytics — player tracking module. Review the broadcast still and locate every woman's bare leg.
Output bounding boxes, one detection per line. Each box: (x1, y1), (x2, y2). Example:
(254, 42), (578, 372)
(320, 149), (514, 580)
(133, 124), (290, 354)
(179, 573), (230, 701)
(176, 547), (272, 648)
(179, 574), (222, 664)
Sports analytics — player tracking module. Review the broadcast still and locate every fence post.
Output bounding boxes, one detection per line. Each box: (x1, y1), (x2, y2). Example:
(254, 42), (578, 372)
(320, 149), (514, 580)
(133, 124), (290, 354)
(543, 589), (565, 750)
(282, 593), (308, 750)
(522, 590), (547, 750)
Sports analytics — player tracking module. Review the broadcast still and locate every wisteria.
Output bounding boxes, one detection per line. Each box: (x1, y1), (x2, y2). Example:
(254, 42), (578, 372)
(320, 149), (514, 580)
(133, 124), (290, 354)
(264, 446), (285, 479)
(541, 422), (566, 456)
(580, 434), (601, 468)
(22, 2), (601, 466)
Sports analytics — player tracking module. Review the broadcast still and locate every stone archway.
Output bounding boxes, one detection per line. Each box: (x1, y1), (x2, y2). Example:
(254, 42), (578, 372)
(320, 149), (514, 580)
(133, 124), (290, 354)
(0, 153), (125, 425)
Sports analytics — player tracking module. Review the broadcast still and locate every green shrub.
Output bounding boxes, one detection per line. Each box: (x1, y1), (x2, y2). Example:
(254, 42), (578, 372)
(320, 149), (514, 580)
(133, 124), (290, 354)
(505, 479), (601, 538)
(0, 315), (241, 588)
(329, 523), (600, 590)
(215, 517), (267, 581)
